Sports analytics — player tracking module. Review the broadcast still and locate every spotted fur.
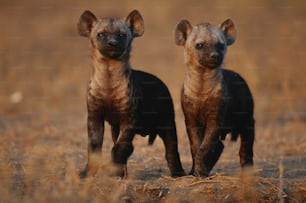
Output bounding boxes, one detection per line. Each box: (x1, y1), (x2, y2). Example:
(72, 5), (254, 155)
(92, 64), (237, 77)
(78, 10), (185, 178)
(175, 18), (254, 176)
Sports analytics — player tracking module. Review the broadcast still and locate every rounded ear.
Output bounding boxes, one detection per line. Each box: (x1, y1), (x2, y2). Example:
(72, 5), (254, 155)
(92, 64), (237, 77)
(77, 10), (97, 38)
(126, 10), (144, 37)
(220, 18), (236, 46)
(174, 19), (192, 46)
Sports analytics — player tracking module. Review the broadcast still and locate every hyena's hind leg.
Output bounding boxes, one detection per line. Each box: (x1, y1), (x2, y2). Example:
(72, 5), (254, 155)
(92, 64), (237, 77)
(159, 126), (185, 177)
(239, 119), (255, 168)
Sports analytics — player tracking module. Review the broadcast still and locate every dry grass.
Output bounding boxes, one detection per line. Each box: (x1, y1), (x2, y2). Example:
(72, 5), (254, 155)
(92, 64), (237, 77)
(0, 0), (306, 202)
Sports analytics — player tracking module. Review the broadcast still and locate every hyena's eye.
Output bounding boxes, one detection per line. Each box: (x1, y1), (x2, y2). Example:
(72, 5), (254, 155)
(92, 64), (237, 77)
(195, 43), (204, 50)
(97, 32), (105, 39)
(118, 32), (126, 38)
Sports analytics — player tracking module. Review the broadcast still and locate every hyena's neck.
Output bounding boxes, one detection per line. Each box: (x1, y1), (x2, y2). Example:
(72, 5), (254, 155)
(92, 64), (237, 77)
(92, 58), (130, 84)
(184, 65), (222, 99)
(89, 51), (131, 103)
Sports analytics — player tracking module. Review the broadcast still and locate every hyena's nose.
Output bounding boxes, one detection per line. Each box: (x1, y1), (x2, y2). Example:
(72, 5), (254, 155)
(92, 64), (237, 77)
(209, 52), (220, 60)
(107, 39), (118, 47)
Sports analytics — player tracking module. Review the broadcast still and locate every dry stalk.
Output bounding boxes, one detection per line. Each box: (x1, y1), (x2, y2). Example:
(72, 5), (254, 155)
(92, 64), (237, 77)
(161, 174), (194, 181)
(278, 156), (285, 203)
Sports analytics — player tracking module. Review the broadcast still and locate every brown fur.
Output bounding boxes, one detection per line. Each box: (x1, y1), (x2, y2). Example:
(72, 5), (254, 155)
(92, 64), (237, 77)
(175, 19), (254, 176)
(78, 10), (185, 178)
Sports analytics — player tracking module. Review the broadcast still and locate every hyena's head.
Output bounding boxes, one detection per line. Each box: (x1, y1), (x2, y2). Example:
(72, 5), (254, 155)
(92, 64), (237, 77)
(78, 10), (144, 60)
(175, 19), (236, 69)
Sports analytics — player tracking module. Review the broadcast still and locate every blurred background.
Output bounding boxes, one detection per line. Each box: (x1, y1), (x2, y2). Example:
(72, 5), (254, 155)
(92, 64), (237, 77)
(1, 0), (306, 123)
(0, 0), (305, 202)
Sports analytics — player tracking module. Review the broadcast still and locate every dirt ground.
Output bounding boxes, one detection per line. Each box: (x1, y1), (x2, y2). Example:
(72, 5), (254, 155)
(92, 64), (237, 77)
(0, 0), (306, 202)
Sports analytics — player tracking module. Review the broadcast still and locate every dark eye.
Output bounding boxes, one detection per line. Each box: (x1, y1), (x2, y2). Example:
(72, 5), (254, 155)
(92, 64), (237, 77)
(118, 32), (126, 38)
(195, 43), (204, 50)
(216, 42), (225, 50)
(97, 32), (105, 38)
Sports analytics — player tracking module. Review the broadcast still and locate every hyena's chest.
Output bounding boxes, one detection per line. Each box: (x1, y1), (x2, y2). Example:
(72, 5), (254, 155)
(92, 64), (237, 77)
(183, 82), (226, 123)
(87, 80), (131, 124)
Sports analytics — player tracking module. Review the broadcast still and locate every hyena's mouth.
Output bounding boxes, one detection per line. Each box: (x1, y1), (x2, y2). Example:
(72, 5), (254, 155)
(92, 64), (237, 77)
(200, 58), (223, 68)
(99, 48), (126, 59)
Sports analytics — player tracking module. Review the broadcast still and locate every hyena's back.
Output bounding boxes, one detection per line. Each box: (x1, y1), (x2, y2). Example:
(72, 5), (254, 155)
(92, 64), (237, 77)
(130, 70), (176, 135)
(221, 69), (254, 140)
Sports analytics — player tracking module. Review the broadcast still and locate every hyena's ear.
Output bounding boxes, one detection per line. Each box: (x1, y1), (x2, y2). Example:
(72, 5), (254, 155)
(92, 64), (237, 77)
(126, 10), (144, 37)
(220, 18), (236, 46)
(175, 20), (192, 46)
(78, 10), (97, 38)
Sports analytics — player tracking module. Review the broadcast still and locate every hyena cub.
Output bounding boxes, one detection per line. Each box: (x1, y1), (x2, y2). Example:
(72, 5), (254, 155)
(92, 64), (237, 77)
(77, 10), (185, 178)
(175, 19), (254, 176)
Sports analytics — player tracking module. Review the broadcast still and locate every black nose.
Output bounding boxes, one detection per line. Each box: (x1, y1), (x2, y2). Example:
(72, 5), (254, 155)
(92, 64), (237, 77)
(209, 52), (219, 60)
(107, 39), (118, 47)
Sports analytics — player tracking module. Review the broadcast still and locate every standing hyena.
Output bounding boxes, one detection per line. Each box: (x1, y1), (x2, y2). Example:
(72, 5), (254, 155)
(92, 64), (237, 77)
(175, 18), (254, 177)
(77, 10), (185, 178)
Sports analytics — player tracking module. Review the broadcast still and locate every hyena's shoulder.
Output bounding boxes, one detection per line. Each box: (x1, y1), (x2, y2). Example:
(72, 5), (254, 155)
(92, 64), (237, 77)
(221, 68), (253, 98)
(131, 69), (171, 96)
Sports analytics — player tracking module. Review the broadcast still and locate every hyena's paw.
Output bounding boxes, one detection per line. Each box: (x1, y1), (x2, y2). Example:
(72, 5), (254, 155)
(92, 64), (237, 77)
(79, 156), (101, 179)
(79, 167), (99, 179)
(79, 168), (88, 179)
(171, 170), (185, 177)
(109, 163), (127, 179)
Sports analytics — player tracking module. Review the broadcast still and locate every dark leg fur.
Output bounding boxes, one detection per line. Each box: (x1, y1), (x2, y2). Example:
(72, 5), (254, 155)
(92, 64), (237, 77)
(239, 120), (255, 167)
(194, 125), (222, 177)
(184, 116), (202, 175)
(79, 112), (104, 178)
(186, 126), (202, 175)
(203, 139), (224, 174)
(159, 127), (185, 177)
(194, 145), (222, 177)
(112, 142), (134, 164)
(111, 142), (134, 178)
(111, 130), (135, 177)
(111, 125), (120, 143)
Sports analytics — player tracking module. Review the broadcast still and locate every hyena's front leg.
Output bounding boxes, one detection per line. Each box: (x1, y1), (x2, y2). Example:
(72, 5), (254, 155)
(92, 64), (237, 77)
(111, 128), (135, 178)
(79, 111), (104, 178)
(184, 114), (202, 175)
(111, 125), (120, 144)
(195, 119), (224, 177)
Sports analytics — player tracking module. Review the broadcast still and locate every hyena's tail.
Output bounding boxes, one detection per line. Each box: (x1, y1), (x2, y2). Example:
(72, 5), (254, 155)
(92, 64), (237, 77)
(148, 134), (157, 145)
(220, 128), (239, 141)
(231, 131), (239, 141)
(230, 118), (255, 142)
